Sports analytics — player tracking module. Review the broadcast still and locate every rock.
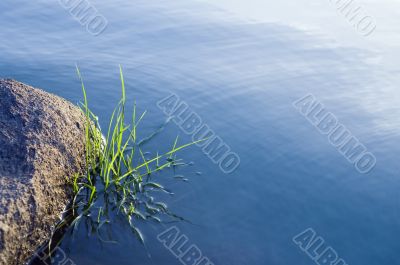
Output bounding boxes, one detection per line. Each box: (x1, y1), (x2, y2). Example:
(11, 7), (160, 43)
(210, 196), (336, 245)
(0, 79), (87, 265)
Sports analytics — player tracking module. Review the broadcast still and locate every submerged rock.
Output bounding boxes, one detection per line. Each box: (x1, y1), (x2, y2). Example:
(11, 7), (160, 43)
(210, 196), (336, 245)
(0, 79), (86, 265)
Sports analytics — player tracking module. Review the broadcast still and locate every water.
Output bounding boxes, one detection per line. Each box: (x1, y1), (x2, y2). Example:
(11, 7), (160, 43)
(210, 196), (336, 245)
(1, 0), (400, 264)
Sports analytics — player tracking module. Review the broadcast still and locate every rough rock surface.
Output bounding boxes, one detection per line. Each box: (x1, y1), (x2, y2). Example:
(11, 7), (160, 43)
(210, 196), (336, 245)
(0, 79), (86, 265)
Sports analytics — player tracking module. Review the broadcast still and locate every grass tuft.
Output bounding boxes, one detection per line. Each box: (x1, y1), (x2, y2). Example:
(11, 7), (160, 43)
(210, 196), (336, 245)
(65, 66), (204, 245)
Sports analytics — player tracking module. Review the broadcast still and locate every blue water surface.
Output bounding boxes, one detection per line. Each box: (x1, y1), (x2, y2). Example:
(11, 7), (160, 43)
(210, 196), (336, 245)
(1, 0), (399, 264)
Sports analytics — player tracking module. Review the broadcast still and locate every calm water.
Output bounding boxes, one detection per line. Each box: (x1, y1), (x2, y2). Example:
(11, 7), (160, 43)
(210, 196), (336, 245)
(1, 0), (400, 264)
